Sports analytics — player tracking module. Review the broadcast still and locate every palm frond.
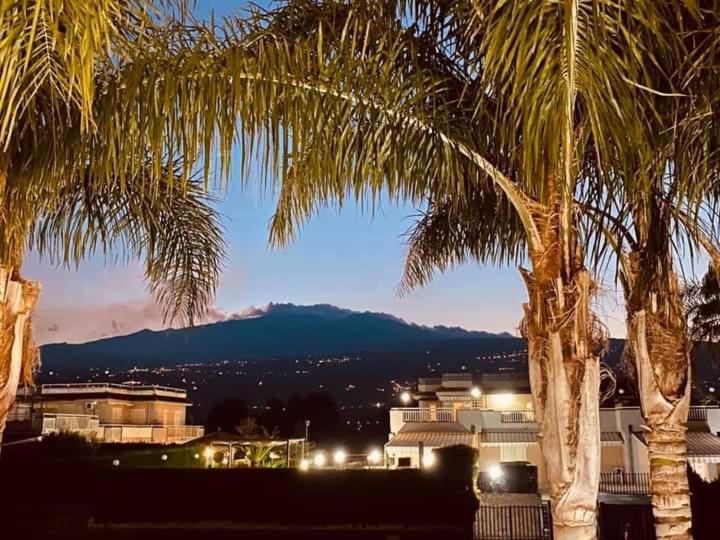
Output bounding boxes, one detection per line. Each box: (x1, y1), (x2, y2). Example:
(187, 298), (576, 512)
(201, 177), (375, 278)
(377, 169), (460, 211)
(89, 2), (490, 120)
(29, 159), (225, 326)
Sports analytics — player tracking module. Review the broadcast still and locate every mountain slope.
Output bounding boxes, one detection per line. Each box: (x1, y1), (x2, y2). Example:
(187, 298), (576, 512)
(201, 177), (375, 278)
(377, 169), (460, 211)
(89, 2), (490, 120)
(40, 304), (513, 370)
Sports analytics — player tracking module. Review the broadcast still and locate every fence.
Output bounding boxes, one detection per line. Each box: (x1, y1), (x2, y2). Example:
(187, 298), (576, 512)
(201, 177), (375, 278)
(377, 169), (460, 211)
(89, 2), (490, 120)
(400, 408), (456, 422)
(599, 473), (651, 495)
(475, 504), (552, 540)
(500, 411), (537, 423)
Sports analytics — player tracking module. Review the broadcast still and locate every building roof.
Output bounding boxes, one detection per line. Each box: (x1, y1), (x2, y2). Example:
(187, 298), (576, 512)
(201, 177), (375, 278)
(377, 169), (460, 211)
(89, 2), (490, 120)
(398, 422), (470, 434)
(479, 431), (623, 445)
(189, 431), (304, 446)
(633, 431), (720, 463)
(687, 433), (720, 462)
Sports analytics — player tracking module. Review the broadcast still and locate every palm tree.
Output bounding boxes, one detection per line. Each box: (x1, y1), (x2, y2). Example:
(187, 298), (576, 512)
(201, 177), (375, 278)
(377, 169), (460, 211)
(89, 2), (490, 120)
(0, 1), (226, 442)
(206, 3), (682, 538)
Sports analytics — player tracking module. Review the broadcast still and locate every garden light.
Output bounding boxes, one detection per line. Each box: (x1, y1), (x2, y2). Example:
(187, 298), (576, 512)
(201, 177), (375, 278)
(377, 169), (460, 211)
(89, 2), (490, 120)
(333, 449), (347, 465)
(367, 449), (382, 464)
(313, 452), (327, 467)
(422, 452), (435, 468)
(299, 459), (311, 471)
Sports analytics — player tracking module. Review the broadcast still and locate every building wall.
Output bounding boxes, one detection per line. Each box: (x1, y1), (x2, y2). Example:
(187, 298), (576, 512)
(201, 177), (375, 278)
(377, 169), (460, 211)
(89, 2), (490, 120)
(36, 399), (186, 426)
(600, 446), (626, 473)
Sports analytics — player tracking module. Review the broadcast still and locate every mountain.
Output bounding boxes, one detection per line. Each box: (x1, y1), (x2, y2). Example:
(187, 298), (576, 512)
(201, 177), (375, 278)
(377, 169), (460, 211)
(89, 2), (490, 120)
(40, 303), (513, 370)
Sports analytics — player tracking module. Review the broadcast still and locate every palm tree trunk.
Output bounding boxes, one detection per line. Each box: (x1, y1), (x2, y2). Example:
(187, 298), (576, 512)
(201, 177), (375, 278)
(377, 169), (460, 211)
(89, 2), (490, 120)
(522, 268), (601, 540)
(0, 265), (41, 449)
(627, 303), (692, 540)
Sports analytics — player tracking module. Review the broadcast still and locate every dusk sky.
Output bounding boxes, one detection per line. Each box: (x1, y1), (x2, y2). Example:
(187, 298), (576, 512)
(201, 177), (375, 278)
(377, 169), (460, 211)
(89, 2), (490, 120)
(25, 1), (702, 345)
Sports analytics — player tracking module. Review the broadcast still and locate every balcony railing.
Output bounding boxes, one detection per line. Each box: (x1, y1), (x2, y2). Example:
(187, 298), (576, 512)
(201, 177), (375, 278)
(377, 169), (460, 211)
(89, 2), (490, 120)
(500, 411), (537, 424)
(32, 413), (100, 435)
(41, 383), (187, 399)
(399, 408), (456, 422)
(689, 406), (709, 421)
(100, 424), (204, 444)
(599, 473), (651, 495)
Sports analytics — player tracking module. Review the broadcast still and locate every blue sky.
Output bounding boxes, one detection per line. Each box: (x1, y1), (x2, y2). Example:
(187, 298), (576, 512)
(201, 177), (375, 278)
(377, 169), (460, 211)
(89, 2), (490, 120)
(24, 1), (683, 344)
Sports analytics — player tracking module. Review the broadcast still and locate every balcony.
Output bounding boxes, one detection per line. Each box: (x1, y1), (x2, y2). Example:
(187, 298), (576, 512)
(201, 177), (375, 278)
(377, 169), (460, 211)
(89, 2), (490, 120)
(689, 406), (709, 422)
(32, 413), (100, 436)
(100, 424), (204, 444)
(500, 411), (536, 424)
(599, 473), (651, 495)
(399, 408), (457, 422)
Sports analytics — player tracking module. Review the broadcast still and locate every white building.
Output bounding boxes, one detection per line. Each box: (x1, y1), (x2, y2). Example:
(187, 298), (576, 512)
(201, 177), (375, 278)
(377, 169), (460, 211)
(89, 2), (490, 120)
(386, 372), (720, 491)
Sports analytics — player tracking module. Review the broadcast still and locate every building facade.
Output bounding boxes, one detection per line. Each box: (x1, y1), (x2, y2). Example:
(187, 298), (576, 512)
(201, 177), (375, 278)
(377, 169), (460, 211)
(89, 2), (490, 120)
(386, 373), (720, 492)
(8, 383), (204, 444)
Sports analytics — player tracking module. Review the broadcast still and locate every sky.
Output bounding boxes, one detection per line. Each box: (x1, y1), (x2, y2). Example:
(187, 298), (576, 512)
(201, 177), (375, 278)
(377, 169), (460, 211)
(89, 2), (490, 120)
(24, 1), (704, 345)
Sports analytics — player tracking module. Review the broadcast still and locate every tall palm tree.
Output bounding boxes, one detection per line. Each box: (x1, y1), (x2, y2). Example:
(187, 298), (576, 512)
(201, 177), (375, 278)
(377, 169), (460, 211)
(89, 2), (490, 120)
(200, 3), (681, 538)
(0, 1), (226, 442)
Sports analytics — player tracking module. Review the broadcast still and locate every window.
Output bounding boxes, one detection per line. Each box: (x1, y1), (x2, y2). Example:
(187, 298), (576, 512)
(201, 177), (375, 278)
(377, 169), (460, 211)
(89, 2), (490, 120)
(500, 445), (527, 462)
(398, 457), (411, 468)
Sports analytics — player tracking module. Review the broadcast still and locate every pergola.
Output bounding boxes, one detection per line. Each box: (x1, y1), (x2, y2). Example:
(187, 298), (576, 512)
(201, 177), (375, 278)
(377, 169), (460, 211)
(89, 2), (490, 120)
(191, 431), (306, 468)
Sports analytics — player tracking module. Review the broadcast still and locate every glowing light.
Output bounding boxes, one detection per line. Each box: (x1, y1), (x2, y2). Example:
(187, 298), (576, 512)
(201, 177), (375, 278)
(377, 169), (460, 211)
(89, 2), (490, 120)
(488, 464), (504, 481)
(367, 449), (382, 465)
(203, 447), (212, 459)
(112, 459), (120, 467)
(494, 393), (513, 408)
(313, 452), (327, 467)
(333, 449), (347, 465)
(618, 388), (626, 395)
(193, 453), (200, 460)
(470, 387), (482, 399)
(222, 457), (229, 465)
(299, 459), (311, 471)
(269, 452), (280, 460)
(161, 454), (168, 461)
(710, 386), (716, 393)
(422, 452), (436, 468)
(400, 391), (412, 404)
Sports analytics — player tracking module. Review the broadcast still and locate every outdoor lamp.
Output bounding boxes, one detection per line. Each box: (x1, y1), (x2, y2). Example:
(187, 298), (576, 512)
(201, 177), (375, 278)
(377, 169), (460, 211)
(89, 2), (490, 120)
(367, 449), (382, 465)
(313, 452), (327, 467)
(333, 449), (347, 465)
(161, 454), (168, 462)
(203, 447), (212, 459)
(488, 464), (504, 481)
(400, 391), (412, 404)
(422, 452), (436, 468)
(299, 459), (311, 471)
(470, 387), (482, 399)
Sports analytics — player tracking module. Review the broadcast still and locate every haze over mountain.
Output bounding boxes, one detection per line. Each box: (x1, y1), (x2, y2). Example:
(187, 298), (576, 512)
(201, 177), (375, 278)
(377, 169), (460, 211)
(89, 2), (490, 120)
(40, 303), (515, 370)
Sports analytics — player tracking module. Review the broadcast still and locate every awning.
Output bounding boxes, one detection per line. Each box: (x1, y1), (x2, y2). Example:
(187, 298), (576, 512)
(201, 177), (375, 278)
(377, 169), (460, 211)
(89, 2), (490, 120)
(386, 431), (475, 449)
(687, 432), (720, 464)
(479, 431), (623, 445)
